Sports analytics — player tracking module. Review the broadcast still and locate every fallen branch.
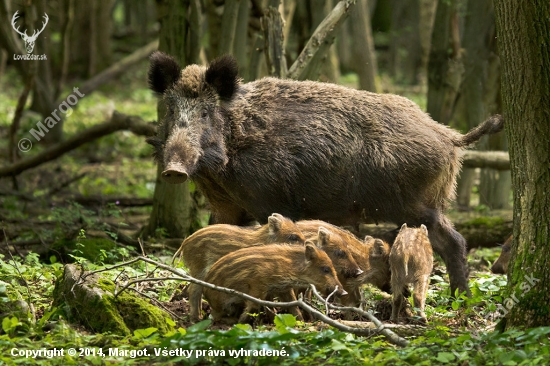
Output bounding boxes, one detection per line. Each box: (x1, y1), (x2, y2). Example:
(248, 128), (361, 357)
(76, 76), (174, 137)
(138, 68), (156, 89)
(287, 0), (355, 80)
(82, 256), (410, 347)
(462, 150), (510, 170)
(76, 40), (159, 97)
(0, 112), (156, 178)
(70, 196), (153, 207)
(48, 172), (87, 196)
(309, 285), (411, 345)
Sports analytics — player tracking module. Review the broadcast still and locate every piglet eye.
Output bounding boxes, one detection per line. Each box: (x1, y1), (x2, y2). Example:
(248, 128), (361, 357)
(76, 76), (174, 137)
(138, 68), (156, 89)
(335, 250), (345, 258)
(201, 109), (208, 119)
(322, 266), (331, 274)
(288, 234), (301, 242)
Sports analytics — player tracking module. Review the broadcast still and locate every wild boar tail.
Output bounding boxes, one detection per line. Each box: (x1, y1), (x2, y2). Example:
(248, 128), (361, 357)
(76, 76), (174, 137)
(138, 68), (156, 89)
(455, 114), (504, 147)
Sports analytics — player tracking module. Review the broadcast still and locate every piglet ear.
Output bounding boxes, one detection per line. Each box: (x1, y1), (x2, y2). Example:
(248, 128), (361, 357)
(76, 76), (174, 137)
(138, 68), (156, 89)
(205, 55), (239, 101)
(148, 51), (181, 95)
(305, 243), (319, 262)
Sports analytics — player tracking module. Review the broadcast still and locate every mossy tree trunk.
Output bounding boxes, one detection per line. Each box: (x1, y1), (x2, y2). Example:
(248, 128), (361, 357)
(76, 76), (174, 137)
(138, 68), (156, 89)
(146, 0), (202, 239)
(494, 0), (550, 328)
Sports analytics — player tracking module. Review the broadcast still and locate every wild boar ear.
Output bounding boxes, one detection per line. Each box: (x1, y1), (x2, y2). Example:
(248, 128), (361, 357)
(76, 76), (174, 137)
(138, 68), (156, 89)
(317, 227), (331, 247)
(420, 224), (428, 236)
(372, 239), (389, 256)
(305, 243), (319, 261)
(148, 51), (181, 95)
(268, 214), (283, 233)
(205, 55), (239, 101)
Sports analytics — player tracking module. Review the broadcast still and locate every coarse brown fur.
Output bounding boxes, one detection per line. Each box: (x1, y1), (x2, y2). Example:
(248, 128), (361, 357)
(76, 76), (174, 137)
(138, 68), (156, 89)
(203, 243), (345, 325)
(490, 234), (512, 274)
(173, 213), (305, 322)
(148, 52), (505, 296)
(296, 220), (391, 307)
(339, 235), (392, 314)
(297, 221), (363, 279)
(390, 224), (433, 323)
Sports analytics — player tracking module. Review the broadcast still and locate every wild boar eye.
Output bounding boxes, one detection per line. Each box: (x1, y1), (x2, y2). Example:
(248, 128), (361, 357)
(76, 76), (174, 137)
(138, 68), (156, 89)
(288, 234), (301, 242)
(322, 266), (331, 274)
(201, 109), (208, 119)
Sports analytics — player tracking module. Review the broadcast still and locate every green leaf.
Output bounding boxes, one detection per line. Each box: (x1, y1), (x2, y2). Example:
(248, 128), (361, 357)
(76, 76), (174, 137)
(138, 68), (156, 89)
(435, 352), (456, 363)
(187, 319), (211, 332)
(2, 316), (19, 333)
(274, 314), (297, 334)
(165, 317), (176, 327)
(133, 327), (158, 339)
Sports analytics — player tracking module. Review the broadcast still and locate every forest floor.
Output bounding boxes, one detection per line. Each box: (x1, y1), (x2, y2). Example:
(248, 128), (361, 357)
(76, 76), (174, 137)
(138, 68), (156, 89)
(1, 62), (546, 365)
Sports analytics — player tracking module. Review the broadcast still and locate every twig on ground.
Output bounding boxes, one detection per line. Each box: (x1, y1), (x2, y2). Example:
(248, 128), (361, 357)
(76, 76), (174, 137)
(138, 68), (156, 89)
(309, 285), (410, 346)
(87, 256), (410, 347)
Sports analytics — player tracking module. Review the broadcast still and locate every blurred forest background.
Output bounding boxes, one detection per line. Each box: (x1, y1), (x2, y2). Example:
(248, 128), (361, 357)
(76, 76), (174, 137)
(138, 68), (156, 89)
(0, 0), (513, 257)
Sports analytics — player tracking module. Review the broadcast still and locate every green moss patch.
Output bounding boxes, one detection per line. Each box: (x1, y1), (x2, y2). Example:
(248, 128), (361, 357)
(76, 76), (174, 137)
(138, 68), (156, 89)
(53, 265), (174, 336)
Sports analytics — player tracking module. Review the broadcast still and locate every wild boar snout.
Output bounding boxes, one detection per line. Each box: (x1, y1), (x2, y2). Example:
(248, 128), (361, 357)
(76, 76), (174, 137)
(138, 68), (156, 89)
(162, 163), (189, 184)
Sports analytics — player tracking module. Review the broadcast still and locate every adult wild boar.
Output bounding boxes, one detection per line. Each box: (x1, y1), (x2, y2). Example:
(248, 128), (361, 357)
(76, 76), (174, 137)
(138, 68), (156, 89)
(147, 52), (504, 296)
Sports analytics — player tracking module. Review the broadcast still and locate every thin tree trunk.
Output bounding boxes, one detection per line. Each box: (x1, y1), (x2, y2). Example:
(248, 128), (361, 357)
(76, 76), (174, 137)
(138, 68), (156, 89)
(389, 0), (422, 84)
(287, 0), (355, 81)
(453, 0), (494, 209)
(350, 0), (378, 91)
(233, 0), (250, 75)
(426, 0), (463, 124)
(494, 0), (550, 328)
(478, 28), (510, 210)
(262, 5), (288, 78)
(218, 0), (242, 56)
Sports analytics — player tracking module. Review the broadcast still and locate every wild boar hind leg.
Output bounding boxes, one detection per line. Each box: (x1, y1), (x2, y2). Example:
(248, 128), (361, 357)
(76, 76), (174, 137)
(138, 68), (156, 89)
(412, 274), (430, 323)
(410, 208), (470, 297)
(188, 283), (203, 322)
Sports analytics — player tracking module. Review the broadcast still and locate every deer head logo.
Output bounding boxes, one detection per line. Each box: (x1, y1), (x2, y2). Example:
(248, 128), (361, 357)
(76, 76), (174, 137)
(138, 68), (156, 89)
(11, 11), (49, 54)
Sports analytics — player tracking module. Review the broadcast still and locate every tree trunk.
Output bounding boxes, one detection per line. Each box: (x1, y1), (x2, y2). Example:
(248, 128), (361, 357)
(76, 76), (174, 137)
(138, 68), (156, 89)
(478, 29), (510, 210)
(350, 0), (378, 92)
(217, 0), (242, 56)
(69, 0), (114, 77)
(146, 0), (202, 239)
(233, 0), (250, 76)
(302, 0), (340, 82)
(493, 0), (550, 328)
(418, 0), (437, 84)
(262, 5), (288, 78)
(453, 0), (494, 209)
(426, 0), (463, 124)
(389, 0), (422, 84)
